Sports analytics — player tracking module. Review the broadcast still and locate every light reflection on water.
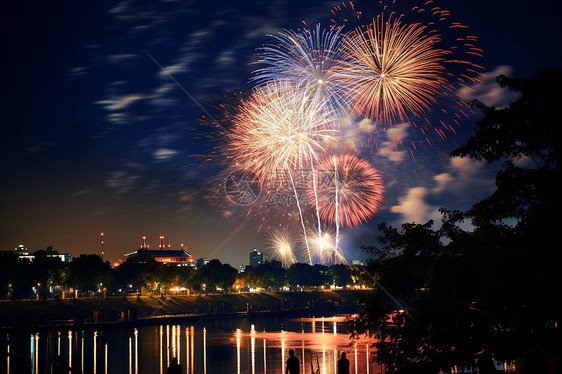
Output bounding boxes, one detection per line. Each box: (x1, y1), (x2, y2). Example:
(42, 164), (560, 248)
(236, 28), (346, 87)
(3, 315), (379, 374)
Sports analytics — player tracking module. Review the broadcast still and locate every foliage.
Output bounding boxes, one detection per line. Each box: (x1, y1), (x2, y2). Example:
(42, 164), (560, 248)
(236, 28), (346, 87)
(236, 261), (286, 290)
(67, 254), (112, 291)
(193, 259), (238, 290)
(286, 263), (327, 288)
(350, 70), (562, 373)
(0, 247), (370, 299)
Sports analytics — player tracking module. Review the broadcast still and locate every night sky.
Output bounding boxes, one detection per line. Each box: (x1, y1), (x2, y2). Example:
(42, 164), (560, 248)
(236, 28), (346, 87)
(1, 0), (561, 267)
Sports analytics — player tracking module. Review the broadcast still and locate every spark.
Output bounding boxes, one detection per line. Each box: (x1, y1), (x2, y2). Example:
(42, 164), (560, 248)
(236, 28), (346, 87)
(266, 229), (297, 268)
(310, 154), (384, 228)
(336, 13), (447, 126)
(252, 25), (352, 124)
(229, 82), (336, 264)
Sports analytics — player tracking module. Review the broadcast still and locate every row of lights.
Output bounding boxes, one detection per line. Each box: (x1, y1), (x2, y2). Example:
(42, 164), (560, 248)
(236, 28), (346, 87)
(99, 232), (187, 254)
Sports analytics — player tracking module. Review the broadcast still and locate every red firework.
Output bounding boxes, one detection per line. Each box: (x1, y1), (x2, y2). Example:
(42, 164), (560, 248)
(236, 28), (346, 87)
(310, 154), (384, 227)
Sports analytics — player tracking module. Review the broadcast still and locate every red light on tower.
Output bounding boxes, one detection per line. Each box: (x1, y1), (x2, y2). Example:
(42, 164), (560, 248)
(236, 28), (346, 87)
(141, 236), (147, 249)
(159, 235), (165, 249)
(100, 232), (105, 260)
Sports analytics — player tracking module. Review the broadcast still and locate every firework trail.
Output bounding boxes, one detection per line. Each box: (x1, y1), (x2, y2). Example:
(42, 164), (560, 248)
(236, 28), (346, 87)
(228, 82), (336, 264)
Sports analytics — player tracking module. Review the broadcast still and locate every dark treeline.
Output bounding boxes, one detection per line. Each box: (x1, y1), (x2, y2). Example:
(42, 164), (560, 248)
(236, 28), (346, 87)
(348, 70), (561, 374)
(0, 248), (367, 299)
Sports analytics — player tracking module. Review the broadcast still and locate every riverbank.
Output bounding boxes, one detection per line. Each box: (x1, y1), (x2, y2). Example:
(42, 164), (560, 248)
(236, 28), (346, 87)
(0, 290), (371, 330)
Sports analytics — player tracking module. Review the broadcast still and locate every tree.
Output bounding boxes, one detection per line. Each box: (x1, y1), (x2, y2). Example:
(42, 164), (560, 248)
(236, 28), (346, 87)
(350, 70), (562, 373)
(31, 248), (69, 292)
(0, 251), (21, 299)
(327, 264), (352, 287)
(193, 260), (237, 291)
(451, 70), (562, 374)
(68, 254), (112, 291)
(286, 263), (326, 288)
(242, 261), (286, 290)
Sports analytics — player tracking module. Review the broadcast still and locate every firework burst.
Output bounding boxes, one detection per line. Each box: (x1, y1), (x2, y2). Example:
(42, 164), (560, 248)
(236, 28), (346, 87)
(266, 228), (298, 268)
(228, 82), (336, 180)
(327, 0), (485, 153)
(336, 13), (447, 126)
(310, 154), (384, 228)
(306, 229), (349, 265)
(252, 25), (352, 124)
(228, 82), (337, 264)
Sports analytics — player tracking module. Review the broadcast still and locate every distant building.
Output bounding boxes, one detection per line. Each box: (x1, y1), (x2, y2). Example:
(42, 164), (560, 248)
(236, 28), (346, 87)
(249, 249), (264, 267)
(196, 258), (209, 268)
(14, 244), (33, 262)
(124, 249), (195, 266)
(13, 245), (72, 262)
(55, 253), (73, 262)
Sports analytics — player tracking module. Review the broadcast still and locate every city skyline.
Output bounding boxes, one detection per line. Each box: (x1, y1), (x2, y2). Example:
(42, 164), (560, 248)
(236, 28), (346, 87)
(2, 0), (561, 266)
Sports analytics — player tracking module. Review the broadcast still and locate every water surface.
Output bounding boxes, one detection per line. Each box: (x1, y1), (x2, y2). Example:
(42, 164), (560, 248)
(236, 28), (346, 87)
(3, 315), (379, 373)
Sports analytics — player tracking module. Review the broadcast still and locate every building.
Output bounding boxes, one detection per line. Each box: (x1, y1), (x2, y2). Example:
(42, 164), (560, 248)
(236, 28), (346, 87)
(196, 258), (209, 268)
(249, 249), (264, 267)
(124, 249), (195, 266)
(13, 244), (72, 262)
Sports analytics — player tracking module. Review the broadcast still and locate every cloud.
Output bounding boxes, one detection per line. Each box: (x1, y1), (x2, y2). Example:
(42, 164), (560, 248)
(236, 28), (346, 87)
(457, 65), (520, 107)
(390, 187), (434, 223)
(154, 148), (178, 161)
(378, 123), (409, 162)
(67, 66), (88, 79)
(98, 94), (146, 111)
(431, 157), (489, 195)
(105, 53), (137, 64)
(432, 172), (454, 194)
(389, 156), (495, 224)
(106, 171), (140, 194)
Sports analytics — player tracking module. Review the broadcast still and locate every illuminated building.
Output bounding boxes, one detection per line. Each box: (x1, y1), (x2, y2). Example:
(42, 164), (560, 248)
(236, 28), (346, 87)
(125, 235), (195, 266)
(249, 249), (264, 267)
(13, 244), (72, 262)
(124, 249), (195, 266)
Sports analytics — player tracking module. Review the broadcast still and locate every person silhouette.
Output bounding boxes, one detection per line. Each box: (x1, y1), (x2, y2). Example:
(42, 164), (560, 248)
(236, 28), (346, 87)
(53, 355), (71, 374)
(337, 352), (350, 374)
(166, 357), (182, 374)
(286, 349), (299, 374)
(477, 352), (497, 373)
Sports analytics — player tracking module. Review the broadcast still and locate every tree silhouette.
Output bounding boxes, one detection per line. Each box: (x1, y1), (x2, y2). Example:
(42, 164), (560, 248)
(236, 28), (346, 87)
(350, 70), (562, 374)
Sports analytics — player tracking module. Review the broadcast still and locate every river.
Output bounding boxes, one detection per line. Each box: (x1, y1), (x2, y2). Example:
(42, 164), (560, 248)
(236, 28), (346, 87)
(3, 314), (380, 374)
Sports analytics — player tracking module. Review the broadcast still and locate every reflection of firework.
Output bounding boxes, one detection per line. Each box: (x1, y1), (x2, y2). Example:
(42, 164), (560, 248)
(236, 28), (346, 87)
(336, 13), (446, 125)
(311, 154), (384, 228)
(266, 229), (297, 268)
(252, 25), (351, 121)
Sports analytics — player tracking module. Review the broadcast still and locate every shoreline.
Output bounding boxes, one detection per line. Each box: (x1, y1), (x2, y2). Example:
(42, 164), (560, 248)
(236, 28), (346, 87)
(0, 290), (370, 332)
